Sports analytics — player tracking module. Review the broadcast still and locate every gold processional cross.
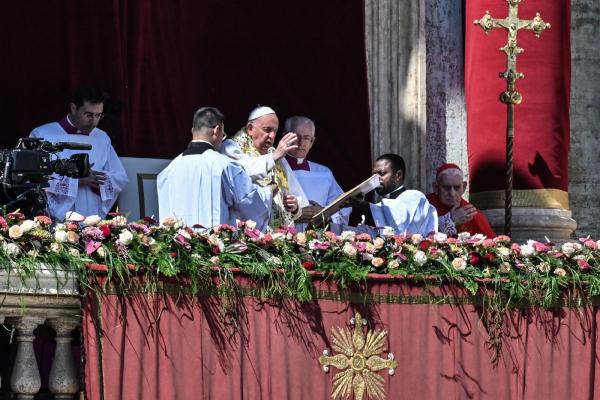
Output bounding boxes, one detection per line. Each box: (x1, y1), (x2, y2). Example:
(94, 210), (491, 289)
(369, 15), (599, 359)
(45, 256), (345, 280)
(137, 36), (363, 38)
(474, 0), (550, 236)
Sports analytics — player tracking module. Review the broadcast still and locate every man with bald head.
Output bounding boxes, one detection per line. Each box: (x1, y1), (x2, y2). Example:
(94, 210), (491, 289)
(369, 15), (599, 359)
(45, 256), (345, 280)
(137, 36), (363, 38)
(220, 106), (309, 227)
(283, 116), (350, 230)
(426, 163), (495, 237)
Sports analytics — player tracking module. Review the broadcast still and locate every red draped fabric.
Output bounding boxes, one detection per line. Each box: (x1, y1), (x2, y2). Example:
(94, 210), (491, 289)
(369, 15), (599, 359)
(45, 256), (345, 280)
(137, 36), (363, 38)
(0, 1), (371, 190)
(83, 276), (600, 399)
(465, 1), (571, 199)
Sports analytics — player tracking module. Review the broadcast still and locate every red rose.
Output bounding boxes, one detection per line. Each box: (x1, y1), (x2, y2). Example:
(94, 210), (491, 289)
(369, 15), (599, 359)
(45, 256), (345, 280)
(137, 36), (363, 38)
(483, 252), (496, 263)
(99, 225), (111, 237)
(419, 240), (433, 251)
(302, 261), (316, 270)
(577, 258), (591, 272)
(469, 251), (481, 266)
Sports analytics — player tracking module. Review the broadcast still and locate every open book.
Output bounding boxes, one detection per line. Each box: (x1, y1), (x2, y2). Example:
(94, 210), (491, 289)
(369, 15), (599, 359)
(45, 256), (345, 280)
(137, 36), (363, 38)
(310, 174), (380, 227)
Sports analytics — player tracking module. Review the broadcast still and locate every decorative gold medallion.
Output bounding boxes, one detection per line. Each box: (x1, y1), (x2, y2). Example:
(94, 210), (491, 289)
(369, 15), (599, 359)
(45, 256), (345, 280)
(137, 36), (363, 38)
(319, 312), (397, 400)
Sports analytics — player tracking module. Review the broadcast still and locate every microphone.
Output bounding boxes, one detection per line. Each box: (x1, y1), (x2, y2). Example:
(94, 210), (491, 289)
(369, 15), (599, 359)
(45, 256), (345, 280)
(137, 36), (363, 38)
(56, 142), (93, 150)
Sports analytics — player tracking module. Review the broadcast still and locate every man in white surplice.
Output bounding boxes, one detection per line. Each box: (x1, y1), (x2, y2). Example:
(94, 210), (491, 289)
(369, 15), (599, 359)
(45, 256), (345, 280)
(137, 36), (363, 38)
(282, 116), (350, 231)
(30, 85), (128, 220)
(157, 107), (273, 230)
(219, 106), (309, 227)
(344, 154), (438, 237)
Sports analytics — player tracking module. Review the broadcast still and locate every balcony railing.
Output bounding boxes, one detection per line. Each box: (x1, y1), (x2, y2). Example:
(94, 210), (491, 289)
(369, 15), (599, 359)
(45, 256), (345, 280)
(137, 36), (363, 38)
(0, 267), (80, 400)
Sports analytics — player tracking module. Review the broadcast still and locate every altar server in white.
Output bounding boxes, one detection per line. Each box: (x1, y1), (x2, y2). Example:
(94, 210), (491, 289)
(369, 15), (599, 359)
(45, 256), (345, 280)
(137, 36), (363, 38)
(157, 107), (273, 230)
(282, 116), (350, 230)
(219, 106), (308, 227)
(347, 154), (438, 237)
(30, 85), (128, 220)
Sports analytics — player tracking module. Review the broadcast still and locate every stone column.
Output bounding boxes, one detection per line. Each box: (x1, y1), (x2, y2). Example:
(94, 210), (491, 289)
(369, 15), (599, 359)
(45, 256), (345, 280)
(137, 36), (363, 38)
(365, 0), (468, 192)
(8, 316), (45, 400)
(569, 0), (600, 239)
(364, 0), (427, 190)
(47, 317), (80, 400)
(424, 0), (468, 191)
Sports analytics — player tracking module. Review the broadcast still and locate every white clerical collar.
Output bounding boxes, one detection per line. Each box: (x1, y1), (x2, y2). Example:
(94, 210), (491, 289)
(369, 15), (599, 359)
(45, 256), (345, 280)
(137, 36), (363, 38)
(66, 115), (83, 133)
(385, 185), (405, 199)
(294, 157), (305, 163)
(191, 139), (213, 145)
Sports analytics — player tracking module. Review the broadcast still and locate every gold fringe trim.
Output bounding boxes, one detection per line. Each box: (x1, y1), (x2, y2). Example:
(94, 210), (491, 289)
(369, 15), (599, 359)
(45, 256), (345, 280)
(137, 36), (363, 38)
(469, 188), (569, 210)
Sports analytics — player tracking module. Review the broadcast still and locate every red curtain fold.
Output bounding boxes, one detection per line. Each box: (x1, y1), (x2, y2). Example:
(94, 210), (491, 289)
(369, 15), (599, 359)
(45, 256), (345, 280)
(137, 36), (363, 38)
(84, 279), (600, 399)
(0, 1), (371, 190)
(465, 0), (571, 193)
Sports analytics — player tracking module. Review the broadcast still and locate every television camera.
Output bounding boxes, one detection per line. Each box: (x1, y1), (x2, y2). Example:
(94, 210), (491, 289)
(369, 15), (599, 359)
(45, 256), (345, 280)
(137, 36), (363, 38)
(0, 137), (91, 217)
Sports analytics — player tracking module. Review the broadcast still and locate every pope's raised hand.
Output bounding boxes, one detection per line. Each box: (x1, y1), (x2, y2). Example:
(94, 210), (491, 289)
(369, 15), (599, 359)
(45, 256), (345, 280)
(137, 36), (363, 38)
(272, 132), (298, 161)
(451, 204), (477, 226)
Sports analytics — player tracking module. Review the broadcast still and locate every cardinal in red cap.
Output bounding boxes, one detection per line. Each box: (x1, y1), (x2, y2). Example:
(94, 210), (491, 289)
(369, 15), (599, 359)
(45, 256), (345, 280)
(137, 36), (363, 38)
(426, 163), (495, 237)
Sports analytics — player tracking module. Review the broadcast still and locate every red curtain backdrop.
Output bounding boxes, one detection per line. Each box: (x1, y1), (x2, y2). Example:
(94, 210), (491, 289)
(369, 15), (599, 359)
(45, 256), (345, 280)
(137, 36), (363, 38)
(465, 0), (571, 193)
(84, 278), (600, 400)
(0, 1), (371, 190)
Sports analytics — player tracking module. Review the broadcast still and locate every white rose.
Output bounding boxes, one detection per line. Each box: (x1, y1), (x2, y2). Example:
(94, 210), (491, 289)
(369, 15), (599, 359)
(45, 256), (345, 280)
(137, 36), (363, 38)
(113, 216), (128, 227)
(457, 232), (471, 242)
(537, 262), (550, 274)
(8, 225), (23, 239)
(69, 248), (80, 257)
(3, 242), (20, 256)
(83, 215), (102, 226)
(50, 242), (61, 253)
(54, 230), (68, 243)
(497, 247), (510, 258)
(177, 229), (191, 241)
(245, 220), (257, 230)
(433, 232), (448, 244)
(365, 243), (376, 254)
(20, 220), (37, 233)
(411, 234), (423, 244)
(388, 259), (400, 269)
(381, 227), (395, 238)
(295, 233), (307, 246)
(96, 246), (106, 258)
(414, 251), (427, 266)
(340, 231), (356, 241)
(451, 257), (467, 271)
(207, 234), (221, 247)
(65, 211), (85, 222)
(371, 257), (385, 268)
(499, 262), (511, 274)
(520, 244), (536, 257)
(561, 242), (577, 257)
(117, 230), (134, 246)
(342, 242), (357, 257)
(554, 267), (567, 277)
(271, 232), (286, 241)
(373, 237), (385, 250)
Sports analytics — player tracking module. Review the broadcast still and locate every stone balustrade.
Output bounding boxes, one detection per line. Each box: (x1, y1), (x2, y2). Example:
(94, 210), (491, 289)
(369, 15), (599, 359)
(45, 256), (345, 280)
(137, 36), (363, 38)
(0, 267), (81, 400)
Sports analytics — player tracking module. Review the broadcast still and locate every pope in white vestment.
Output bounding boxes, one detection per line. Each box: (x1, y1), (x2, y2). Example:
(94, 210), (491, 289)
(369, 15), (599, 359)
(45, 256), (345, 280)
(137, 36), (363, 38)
(157, 141), (272, 230)
(30, 116), (128, 220)
(219, 107), (309, 227)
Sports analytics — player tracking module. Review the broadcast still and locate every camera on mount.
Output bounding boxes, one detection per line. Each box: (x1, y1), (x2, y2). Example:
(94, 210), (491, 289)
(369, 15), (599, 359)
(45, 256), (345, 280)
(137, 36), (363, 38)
(0, 137), (92, 217)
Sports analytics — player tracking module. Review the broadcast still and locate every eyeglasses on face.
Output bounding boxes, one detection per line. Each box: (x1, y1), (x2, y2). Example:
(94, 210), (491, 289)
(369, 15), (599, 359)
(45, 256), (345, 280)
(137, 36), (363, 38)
(83, 112), (104, 120)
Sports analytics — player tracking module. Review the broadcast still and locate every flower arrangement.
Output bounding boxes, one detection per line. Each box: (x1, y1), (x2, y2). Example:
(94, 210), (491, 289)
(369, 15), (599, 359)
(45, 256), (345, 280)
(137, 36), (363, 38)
(1, 211), (600, 307)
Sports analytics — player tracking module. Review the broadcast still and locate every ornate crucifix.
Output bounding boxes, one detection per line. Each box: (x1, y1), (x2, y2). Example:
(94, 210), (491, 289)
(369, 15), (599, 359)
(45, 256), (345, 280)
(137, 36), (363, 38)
(474, 0), (550, 237)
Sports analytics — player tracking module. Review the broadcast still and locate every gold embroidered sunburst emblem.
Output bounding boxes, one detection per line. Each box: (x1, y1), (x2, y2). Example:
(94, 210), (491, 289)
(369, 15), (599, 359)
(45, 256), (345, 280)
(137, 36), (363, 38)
(319, 312), (397, 400)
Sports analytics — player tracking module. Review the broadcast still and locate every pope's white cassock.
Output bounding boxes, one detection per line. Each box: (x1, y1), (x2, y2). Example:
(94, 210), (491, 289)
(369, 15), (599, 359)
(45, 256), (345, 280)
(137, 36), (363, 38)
(30, 117), (128, 220)
(285, 155), (350, 231)
(157, 141), (272, 230)
(220, 139), (309, 209)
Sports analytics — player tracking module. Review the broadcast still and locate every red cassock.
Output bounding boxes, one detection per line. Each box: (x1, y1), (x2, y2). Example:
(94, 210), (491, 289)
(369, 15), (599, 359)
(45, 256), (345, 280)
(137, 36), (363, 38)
(426, 193), (496, 238)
